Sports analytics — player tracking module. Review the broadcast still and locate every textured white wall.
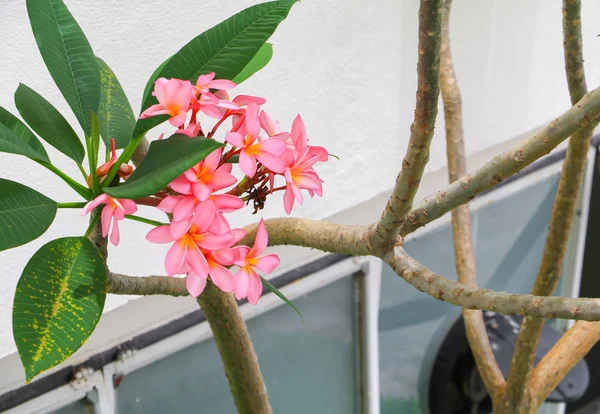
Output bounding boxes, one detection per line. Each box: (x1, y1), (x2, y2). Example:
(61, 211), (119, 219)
(0, 0), (599, 359)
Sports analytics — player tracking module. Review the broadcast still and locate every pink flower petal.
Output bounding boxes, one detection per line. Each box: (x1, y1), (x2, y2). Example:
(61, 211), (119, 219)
(255, 151), (285, 174)
(258, 138), (286, 156)
(252, 254), (280, 273)
(233, 246), (252, 267)
(208, 261), (236, 292)
(110, 219), (121, 246)
(100, 204), (116, 238)
(291, 114), (308, 150)
(245, 103), (261, 138)
(208, 212), (231, 234)
(212, 194), (244, 212)
(195, 232), (234, 251)
(235, 266), (252, 300)
(232, 95), (266, 106)
(209, 171), (237, 191)
(239, 151), (257, 178)
(186, 273), (207, 298)
(173, 196), (198, 221)
(200, 104), (223, 119)
(283, 186), (295, 215)
(225, 131), (246, 148)
(157, 195), (183, 213)
(247, 270), (263, 305)
(170, 216), (193, 239)
(120, 199), (138, 215)
(250, 219), (268, 257)
(170, 176), (193, 195)
(186, 243), (210, 278)
(82, 194), (109, 216)
(169, 111), (188, 127)
(146, 225), (174, 244)
(165, 240), (187, 276)
(192, 182), (213, 202)
(209, 79), (236, 90)
(193, 200), (216, 232)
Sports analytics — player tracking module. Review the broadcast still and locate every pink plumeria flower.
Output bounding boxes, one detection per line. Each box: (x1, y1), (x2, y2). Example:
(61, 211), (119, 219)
(195, 72), (236, 95)
(176, 122), (201, 137)
(186, 228), (247, 296)
(291, 115), (329, 162)
(170, 148), (237, 201)
(157, 193), (244, 238)
(282, 148), (323, 214)
(82, 194), (137, 246)
(225, 103), (286, 178)
(146, 216), (235, 295)
(139, 78), (194, 127)
(234, 219), (280, 304)
(259, 110), (291, 141)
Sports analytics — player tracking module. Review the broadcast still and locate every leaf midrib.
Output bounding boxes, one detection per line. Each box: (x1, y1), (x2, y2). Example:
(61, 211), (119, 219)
(0, 202), (54, 215)
(47, 0), (87, 129)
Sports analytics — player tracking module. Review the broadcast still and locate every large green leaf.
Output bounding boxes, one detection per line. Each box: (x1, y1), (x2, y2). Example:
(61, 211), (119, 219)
(232, 43), (274, 84)
(97, 57), (135, 149)
(0, 179), (57, 251)
(15, 84), (84, 163)
(0, 121), (49, 163)
(0, 106), (49, 161)
(134, 0), (298, 137)
(26, 0), (101, 135)
(104, 135), (224, 199)
(13, 237), (106, 382)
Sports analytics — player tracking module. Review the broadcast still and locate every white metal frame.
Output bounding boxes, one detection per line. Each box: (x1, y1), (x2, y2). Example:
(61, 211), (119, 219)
(4, 370), (110, 414)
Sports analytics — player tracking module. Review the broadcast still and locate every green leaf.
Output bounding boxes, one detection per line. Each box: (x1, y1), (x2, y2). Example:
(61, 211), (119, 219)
(97, 57), (135, 149)
(13, 237), (107, 382)
(0, 106), (49, 161)
(26, 0), (101, 135)
(232, 43), (274, 84)
(0, 121), (50, 163)
(134, 0), (298, 137)
(226, 154), (240, 164)
(104, 135), (224, 199)
(15, 84), (84, 163)
(260, 276), (303, 321)
(0, 179), (57, 251)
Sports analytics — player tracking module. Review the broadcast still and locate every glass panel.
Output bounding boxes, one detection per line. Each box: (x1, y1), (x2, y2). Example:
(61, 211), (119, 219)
(379, 171), (567, 413)
(116, 276), (358, 414)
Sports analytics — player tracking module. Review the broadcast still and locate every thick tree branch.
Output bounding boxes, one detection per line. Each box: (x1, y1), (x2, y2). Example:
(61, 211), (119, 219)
(197, 282), (272, 414)
(108, 272), (188, 296)
(502, 1), (594, 411)
(529, 321), (600, 408)
(384, 247), (600, 321)
(440, 0), (505, 402)
(398, 86), (600, 237)
(370, 0), (443, 252)
(240, 218), (371, 256)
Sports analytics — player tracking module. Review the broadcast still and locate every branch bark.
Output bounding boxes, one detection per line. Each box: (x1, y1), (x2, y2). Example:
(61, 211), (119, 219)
(108, 272), (188, 296)
(501, 1), (594, 411)
(370, 0), (443, 252)
(383, 247), (600, 321)
(440, 0), (505, 402)
(398, 86), (600, 237)
(197, 282), (272, 414)
(529, 321), (600, 408)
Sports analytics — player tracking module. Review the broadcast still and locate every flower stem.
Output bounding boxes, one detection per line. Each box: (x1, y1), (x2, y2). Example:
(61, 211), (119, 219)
(57, 202), (87, 209)
(77, 163), (88, 181)
(34, 160), (91, 200)
(84, 213), (101, 238)
(125, 214), (167, 227)
(103, 133), (145, 187)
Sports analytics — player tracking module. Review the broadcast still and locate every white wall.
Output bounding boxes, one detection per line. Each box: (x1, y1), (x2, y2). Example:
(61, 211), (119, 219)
(0, 0), (599, 360)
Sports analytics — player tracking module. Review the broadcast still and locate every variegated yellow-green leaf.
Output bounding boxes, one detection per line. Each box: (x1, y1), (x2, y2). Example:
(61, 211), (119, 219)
(13, 237), (107, 382)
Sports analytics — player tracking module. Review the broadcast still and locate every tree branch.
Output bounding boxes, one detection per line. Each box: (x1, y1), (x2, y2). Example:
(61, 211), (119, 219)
(501, 1), (594, 410)
(384, 247), (600, 321)
(369, 0), (443, 252)
(398, 86), (600, 237)
(108, 272), (188, 296)
(440, 0), (505, 402)
(529, 321), (600, 408)
(197, 282), (272, 414)
(240, 218), (371, 256)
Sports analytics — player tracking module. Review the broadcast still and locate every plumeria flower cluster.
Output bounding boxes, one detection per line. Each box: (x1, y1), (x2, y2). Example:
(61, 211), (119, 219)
(82, 73), (329, 303)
